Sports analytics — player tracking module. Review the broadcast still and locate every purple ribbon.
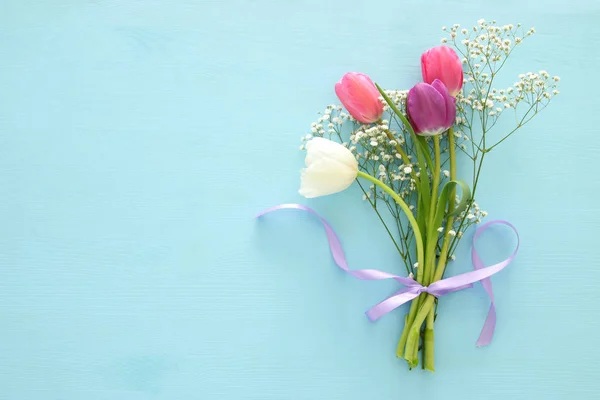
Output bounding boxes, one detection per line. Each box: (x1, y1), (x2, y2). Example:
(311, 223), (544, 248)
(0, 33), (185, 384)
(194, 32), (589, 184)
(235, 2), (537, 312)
(256, 203), (519, 346)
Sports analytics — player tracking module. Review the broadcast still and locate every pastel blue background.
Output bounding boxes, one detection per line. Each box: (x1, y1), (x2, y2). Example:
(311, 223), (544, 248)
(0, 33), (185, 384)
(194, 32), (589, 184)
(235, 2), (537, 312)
(0, 1), (598, 399)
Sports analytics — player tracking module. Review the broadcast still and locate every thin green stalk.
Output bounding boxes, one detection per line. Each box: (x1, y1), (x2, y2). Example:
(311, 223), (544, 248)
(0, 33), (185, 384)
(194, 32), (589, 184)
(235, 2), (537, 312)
(356, 179), (408, 272)
(448, 151), (485, 256)
(425, 136), (441, 286)
(383, 129), (419, 189)
(356, 171), (424, 270)
(333, 128), (407, 266)
(376, 84), (432, 218)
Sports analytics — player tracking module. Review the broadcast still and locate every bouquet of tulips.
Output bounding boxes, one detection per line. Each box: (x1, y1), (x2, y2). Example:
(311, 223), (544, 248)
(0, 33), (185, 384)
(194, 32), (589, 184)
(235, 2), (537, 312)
(263, 20), (559, 371)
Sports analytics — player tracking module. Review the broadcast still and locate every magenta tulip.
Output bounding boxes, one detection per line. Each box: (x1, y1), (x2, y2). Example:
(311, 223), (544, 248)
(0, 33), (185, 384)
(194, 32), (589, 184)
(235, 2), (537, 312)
(406, 79), (455, 136)
(421, 46), (464, 97)
(335, 72), (384, 124)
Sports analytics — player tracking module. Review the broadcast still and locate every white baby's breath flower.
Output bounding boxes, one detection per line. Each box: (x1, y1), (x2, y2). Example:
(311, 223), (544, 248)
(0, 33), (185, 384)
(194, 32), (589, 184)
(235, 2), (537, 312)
(448, 230), (457, 237)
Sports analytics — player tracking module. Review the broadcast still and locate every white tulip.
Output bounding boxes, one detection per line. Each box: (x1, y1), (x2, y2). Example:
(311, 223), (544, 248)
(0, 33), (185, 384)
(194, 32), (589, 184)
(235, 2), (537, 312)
(299, 137), (358, 198)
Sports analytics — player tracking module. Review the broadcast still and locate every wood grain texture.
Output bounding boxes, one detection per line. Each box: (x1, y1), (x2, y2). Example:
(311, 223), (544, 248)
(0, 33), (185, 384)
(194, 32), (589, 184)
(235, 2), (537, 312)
(0, 0), (598, 399)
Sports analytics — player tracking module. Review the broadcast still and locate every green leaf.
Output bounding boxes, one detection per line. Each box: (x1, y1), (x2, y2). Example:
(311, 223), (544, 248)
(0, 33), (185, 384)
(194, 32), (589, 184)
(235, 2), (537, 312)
(376, 82), (432, 228)
(375, 84), (413, 134)
(414, 136), (434, 172)
(431, 180), (472, 233)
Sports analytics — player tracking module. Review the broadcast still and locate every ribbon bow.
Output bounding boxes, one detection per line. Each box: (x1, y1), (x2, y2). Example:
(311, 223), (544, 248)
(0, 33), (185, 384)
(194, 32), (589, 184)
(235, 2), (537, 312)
(257, 203), (519, 346)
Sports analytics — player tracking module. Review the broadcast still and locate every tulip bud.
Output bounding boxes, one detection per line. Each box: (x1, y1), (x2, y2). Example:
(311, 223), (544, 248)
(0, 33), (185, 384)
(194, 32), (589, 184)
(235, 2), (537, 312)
(421, 46), (464, 97)
(335, 72), (384, 124)
(406, 79), (455, 136)
(299, 138), (358, 198)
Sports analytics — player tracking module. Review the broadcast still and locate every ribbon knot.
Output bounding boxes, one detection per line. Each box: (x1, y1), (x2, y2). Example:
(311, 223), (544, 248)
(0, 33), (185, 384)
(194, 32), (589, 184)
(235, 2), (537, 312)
(257, 204), (519, 347)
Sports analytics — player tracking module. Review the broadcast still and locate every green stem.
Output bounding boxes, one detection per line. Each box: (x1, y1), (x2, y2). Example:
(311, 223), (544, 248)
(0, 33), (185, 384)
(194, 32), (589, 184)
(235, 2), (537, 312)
(407, 128), (457, 370)
(435, 127), (457, 280)
(424, 308), (435, 371)
(405, 295), (435, 364)
(372, 91), (430, 362)
(418, 135), (442, 371)
(396, 298), (419, 358)
(356, 171), (426, 364)
(425, 136), (441, 286)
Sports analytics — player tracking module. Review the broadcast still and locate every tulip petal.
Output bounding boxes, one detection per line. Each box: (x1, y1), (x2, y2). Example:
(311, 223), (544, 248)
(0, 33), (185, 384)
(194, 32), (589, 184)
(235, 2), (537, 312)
(305, 137), (357, 170)
(335, 72), (383, 124)
(421, 46), (464, 97)
(431, 79), (456, 127)
(299, 138), (358, 198)
(407, 83), (446, 135)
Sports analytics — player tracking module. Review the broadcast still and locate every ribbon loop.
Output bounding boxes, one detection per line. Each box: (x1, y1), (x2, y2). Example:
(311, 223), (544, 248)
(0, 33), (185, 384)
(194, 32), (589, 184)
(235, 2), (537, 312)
(257, 204), (519, 346)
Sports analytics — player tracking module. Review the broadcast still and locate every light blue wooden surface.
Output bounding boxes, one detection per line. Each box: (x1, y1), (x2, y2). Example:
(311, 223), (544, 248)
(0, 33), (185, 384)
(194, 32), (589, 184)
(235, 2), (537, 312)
(1, 1), (598, 399)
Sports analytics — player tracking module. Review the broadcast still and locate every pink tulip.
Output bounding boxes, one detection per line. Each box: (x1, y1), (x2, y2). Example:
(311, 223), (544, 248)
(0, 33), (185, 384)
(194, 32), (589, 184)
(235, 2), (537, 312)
(335, 72), (384, 124)
(406, 79), (455, 136)
(421, 46), (464, 97)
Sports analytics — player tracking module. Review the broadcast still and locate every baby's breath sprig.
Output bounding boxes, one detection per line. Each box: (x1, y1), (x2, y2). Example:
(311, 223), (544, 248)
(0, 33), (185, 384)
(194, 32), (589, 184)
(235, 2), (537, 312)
(442, 19), (559, 254)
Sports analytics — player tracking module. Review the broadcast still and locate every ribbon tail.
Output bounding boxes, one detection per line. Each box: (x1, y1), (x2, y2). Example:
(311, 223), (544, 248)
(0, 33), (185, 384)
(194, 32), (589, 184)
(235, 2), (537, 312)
(476, 303), (496, 347)
(473, 242), (497, 346)
(365, 288), (420, 322)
